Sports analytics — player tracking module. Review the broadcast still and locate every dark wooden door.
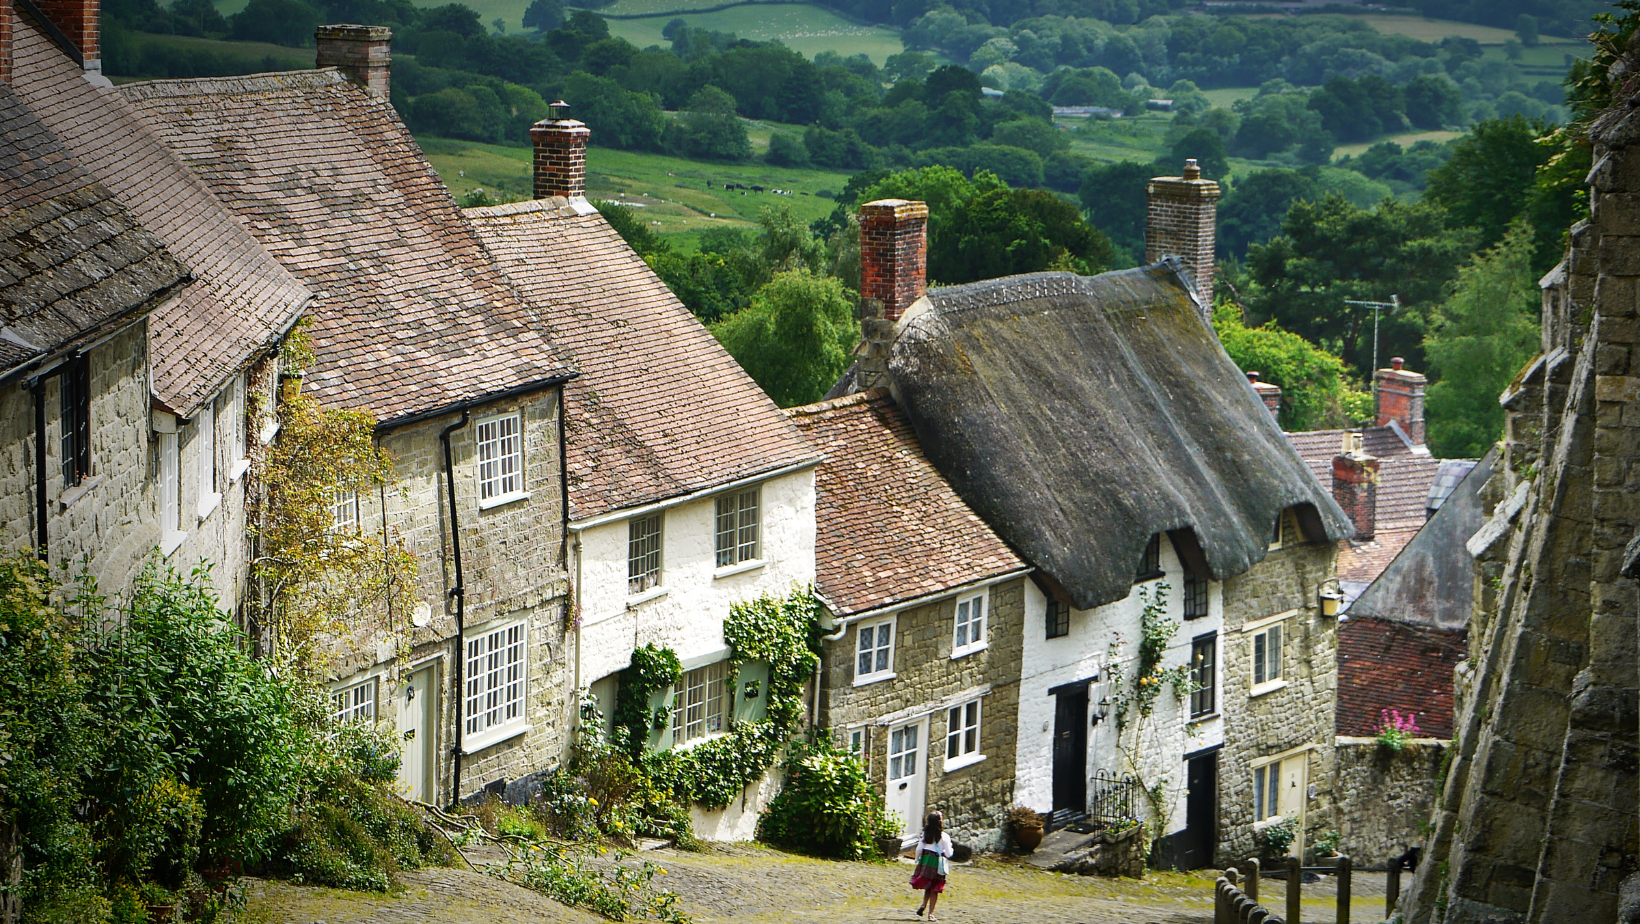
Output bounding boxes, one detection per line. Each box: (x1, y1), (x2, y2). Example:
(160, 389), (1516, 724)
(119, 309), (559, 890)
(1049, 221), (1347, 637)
(1052, 686), (1088, 813)
(1178, 750), (1218, 870)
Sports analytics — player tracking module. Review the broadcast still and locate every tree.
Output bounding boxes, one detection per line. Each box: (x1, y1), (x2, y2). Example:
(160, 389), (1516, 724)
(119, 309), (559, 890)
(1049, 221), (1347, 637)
(1424, 222), (1542, 458)
(989, 118), (1067, 158)
(1405, 74), (1465, 130)
(1424, 116), (1552, 251)
(1246, 194), (1476, 374)
(711, 270), (858, 407)
(1217, 168), (1319, 259)
(1515, 13), (1539, 46)
(1079, 161), (1153, 262)
(1161, 127), (1228, 181)
(667, 85), (751, 161)
(1211, 303), (1372, 431)
(230, 0), (320, 46)
(563, 73), (666, 151)
(767, 133), (810, 167)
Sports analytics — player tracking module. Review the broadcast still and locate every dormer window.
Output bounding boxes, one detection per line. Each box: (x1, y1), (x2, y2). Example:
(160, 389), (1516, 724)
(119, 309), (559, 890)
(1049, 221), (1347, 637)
(1135, 534), (1163, 582)
(1183, 569), (1209, 620)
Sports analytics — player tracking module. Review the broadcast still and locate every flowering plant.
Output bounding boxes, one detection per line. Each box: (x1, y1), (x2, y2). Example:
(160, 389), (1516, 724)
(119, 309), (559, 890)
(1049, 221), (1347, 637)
(1375, 709), (1421, 751)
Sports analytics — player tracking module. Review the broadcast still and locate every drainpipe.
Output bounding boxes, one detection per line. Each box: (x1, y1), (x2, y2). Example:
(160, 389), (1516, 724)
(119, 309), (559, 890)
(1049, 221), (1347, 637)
(32, 380), (47, 561)
(561, 390), (579, 748)
(440, 410), (471, 806)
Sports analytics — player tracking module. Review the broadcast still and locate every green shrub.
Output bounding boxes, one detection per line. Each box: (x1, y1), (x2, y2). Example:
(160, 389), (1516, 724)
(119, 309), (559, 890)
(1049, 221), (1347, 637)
(280, 775), (455, 892)
(755, 738), (896, 860)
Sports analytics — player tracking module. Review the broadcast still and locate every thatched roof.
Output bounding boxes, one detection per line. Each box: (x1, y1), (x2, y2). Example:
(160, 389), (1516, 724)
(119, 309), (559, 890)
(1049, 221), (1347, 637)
(882, 261), (1352, 610)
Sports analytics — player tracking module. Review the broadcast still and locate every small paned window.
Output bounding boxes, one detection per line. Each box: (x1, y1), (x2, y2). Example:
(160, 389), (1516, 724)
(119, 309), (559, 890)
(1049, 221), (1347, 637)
(888, 724), (919, 781)
(1190, 634), (1216, 718)
(628, 513), (663, 594)
(946, 700), (981, 762)
(1183, 570), (1209, 620)
(952, 593), (987, 656)
(330, 490), (360, 533)
(60, 356), (90, 488)
(465, 621), (526, 739)
(159, 431), (180, 541)
(1253, 624), (1284, 687)
(476, 413), (523, 502)
(196, 403), (217, 515)
(332, 679), (376, 724)
(672, 662), (728, 745)
(849, 729), (865, 756)
(1046, 598), (1070, 639)
(856, 620), (894, 681)
(1135, 534), (1162, 582)
(1253, 761), (1282, 820)
(714, 489), (760, 567)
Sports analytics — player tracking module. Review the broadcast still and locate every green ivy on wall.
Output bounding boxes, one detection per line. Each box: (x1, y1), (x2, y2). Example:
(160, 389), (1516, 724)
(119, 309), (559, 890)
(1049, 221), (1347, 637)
(620, 587), (822, 810)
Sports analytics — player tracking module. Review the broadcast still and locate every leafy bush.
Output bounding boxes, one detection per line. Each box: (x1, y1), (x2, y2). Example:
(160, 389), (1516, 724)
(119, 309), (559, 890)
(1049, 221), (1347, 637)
(1258, 817), (1299, 856)
(756, 738), (896, 860)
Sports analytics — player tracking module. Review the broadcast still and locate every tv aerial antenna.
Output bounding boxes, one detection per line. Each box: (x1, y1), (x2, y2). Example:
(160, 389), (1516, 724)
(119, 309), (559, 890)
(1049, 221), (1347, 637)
(1344, 294), (1400, 378)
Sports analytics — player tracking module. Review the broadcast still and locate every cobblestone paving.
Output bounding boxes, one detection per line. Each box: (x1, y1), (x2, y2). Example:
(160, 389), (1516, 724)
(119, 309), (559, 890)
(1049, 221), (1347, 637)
(244, 844), (1390, 924)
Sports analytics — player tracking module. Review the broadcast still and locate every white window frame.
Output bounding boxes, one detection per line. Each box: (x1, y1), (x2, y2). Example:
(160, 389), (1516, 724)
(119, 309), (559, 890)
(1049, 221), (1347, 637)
(1251, 622), (1285, 695)
(159, 430), (184, 556)
(475, 411), (527, 509)
(714, 487), (761, 570)
(627, 512), (664, 597)
(951, 592), (988, 658)
(463, 619), (529, 751)
(854, 618), (896, 685)
(671, 661), (730, 746)
(944, 698), (984, 771)
(226, 375), (250, 484)
(195, 405), (220, 521)
(330, 489), (361, 534)
(332, 677), (377, 724)
(1253, 759), (1282, 821)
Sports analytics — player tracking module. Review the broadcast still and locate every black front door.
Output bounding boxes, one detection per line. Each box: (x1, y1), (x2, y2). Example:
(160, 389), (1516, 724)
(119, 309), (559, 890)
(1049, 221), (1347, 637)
(1178, 750), (1219, 870)
(1052, 686), (1089, 813)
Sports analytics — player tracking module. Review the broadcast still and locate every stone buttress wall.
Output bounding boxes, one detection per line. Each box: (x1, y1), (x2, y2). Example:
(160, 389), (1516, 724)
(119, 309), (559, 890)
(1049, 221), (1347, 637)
(1332, 740), (1446, 866)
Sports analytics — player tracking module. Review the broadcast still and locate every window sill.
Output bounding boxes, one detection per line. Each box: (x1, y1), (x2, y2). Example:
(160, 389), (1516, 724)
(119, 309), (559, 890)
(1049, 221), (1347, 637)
(627, 586), (669, 607)
(853, 671), (896, 688)
(1133, 569), (1165, 584)
(713, 559), (766, 580)
(228, 458), (251, 484)
(1189, 711), (1220, 725)
(197, 492), (222, 523)
(479, 490), (531, 511)
(58, 474), (104, 511)
(1250, 679), (1288, 699)
(462, 722), (531, 755)
(950, 642), (988, 660)
(161, 529), (188, 558)
(667, 730), (731, 753)
(258, 420), (281, 446)
(1252, 815), (1293, 832)
(1183, 612), (1211, 621)
(942, 752), (986, 773)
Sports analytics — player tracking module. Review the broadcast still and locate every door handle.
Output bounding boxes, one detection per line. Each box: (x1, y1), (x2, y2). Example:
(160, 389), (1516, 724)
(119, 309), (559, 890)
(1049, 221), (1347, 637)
(899, 782), (908, 791)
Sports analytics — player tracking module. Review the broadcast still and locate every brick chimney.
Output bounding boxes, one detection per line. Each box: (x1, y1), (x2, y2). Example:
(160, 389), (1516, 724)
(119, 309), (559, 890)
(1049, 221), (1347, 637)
(1374, 357), (1427, 447)
(1146, 159), (1221, 311)
(853, 198), (928, 393)
(531, 106), (590, 199)
(1, 0), (13, 84)
(1247, 371), (1281, 421)
(316, 25), (392, 98)
(1332, 438), (1379, 541)
(33, 0), (97, 75)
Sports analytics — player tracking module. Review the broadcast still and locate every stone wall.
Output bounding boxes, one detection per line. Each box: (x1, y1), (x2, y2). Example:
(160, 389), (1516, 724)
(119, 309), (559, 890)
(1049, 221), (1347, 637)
(1400, 51), (1640, 924)
(820, 577), (1026, 850)
(1218, 536), (1339, 864)
(1331, 739), (1444, 867)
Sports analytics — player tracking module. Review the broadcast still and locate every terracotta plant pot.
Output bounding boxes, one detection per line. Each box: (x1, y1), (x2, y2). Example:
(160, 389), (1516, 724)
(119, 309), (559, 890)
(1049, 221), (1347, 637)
(1015, 824), (1044, 852)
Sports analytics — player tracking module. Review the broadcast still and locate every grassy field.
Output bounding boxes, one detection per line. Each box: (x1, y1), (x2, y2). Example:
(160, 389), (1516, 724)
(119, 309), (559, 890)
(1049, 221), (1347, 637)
(1201, 86), (1259, 108)
(603, 4), (905, 60)
(112, 29), (314, 67)
(1333, 129), (1462, 158)
(419, 135), (854, 237)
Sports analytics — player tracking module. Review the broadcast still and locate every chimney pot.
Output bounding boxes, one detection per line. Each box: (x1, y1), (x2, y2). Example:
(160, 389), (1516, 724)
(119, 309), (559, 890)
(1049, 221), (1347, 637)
(1332, 451), (1379, 541)
(1391, 356), (1404, 371)
(1246, 371), (1259, 383)
(1146, 162), (1220, 312)
(530, 115), (590, 199)
(316, 24), (392, 98)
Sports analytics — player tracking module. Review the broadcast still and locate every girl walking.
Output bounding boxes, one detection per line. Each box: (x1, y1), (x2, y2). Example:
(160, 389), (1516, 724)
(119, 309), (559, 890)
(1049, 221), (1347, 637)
(910, 811), (953, 921)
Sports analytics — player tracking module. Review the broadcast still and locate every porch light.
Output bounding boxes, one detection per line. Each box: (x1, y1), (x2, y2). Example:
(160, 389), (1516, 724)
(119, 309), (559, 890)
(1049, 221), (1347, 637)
(1319, 579), (1344, 618)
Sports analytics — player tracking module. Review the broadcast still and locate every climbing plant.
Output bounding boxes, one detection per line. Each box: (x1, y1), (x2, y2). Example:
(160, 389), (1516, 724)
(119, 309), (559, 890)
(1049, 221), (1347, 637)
(613, 643), (683, 759)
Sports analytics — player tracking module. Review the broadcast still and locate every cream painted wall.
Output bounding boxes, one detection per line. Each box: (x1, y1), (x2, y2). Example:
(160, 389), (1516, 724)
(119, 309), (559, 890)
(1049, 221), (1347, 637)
(1012, 535), (1224, 838)
(574, 466), (817, 689)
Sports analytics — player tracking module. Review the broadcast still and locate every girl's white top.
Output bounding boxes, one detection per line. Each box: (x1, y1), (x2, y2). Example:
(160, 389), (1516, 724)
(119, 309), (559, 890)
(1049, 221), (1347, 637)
(919, 833), (953, 857)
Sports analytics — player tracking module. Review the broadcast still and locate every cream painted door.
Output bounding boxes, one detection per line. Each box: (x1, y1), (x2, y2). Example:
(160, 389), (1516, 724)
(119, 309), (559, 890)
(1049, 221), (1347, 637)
(1280, 754), (1309, 856)
(886, 719), (928, 842)
(397, 664), (437, 803)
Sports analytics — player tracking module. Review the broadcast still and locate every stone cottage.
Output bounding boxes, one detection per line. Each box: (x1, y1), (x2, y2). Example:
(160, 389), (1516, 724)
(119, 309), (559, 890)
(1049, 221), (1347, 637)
(3, 5), (311, 611)
(833, 171), (1350, 869)
(787, 389), (1029, 849)
(464, 120), (820, 838)
(118, 35), (580, 806)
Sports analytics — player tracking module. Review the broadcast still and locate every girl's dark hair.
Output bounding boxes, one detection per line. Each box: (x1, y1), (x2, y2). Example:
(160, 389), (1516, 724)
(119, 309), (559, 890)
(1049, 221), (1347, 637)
(922, 811), (943, 844)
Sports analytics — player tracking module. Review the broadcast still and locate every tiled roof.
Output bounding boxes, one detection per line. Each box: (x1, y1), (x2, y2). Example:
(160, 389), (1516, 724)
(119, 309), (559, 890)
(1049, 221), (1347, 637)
(786, 390), (1026, 616)
(0, 82), (187, 378)
(466, 198), (816, 519)
(12, 19), (309, 415)
(120, 71), (573, 425)
(1337, 525), (1422, 584)
(1337, 614), (1465, 739)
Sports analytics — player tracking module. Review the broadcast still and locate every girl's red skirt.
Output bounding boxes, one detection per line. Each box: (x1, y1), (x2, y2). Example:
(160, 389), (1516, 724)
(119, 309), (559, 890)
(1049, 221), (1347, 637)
(910, 852), (945, 892)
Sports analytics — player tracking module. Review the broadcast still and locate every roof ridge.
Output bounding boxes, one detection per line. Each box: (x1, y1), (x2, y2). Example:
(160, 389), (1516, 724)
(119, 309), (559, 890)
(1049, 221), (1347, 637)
(784, 388), (886, 417)
(120, 68), (348, 100)
(465, 197), (583, 219)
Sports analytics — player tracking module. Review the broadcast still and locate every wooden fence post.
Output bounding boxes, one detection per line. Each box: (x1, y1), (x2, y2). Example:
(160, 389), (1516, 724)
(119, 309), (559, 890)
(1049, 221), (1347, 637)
(1336, 855), (1351, 924)
(1285, 855), (1301, 924)
(1245, 856), (1260, 905)
(1216, 876), (1229, 924)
